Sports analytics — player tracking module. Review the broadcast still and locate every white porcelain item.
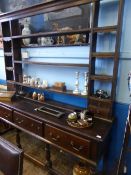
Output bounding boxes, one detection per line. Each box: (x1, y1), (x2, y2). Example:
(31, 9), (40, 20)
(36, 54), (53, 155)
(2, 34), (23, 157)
(22, 23), (31, 46)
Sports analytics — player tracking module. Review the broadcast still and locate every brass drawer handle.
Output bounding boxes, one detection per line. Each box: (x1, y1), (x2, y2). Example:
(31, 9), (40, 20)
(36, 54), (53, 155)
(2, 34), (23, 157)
(18, 120), (24, 124)
(5, 115), (9, 118)
(37, 126), (40, 130)
(49, 132), (60, 141)
(70, 141), (83, 152)
(31, 123), (34, 127)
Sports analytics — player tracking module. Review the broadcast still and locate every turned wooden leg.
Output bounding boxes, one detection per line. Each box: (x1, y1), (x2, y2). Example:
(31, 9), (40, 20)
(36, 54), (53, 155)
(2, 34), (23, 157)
(45, 143), (52, 169)
(16, 129), (22, 149)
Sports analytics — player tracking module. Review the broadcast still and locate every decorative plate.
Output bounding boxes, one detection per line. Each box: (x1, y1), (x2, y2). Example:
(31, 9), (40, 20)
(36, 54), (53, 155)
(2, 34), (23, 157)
(67, 119), (93, 128)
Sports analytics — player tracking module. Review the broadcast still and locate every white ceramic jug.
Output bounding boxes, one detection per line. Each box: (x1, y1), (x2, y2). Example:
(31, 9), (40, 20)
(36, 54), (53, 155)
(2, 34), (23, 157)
(22, 23), (31, 46)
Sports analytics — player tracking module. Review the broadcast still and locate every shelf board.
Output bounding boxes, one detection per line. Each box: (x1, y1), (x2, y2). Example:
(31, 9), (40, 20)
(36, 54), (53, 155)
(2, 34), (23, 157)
(90, 75), (113, 81)
(93, 25), (117, 33)
(12, 28), (91, 39)
(89, 96), (112, 104)
(21, 43), (90, 48)
(3, 37), (11, 41)
(14, 60), (89, 68)
(6, 67), (14, 71)
(4, 52), (12, 56)
(7, 80), (87, 98)
(91, 52), (115, 58)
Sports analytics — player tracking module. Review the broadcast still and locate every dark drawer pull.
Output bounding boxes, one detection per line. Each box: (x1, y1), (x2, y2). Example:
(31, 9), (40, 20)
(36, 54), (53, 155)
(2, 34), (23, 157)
(70, 141), (83, 152)
(49, 132), (60, 141)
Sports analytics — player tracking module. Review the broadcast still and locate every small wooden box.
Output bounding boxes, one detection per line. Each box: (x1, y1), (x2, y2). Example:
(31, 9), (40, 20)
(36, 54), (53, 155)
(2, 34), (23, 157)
(0, 91), (15, 102)
(52, 86), (66, 92)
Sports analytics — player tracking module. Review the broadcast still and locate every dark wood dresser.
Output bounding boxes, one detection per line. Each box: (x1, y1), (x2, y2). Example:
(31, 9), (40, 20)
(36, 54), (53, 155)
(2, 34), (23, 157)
(0, 96), (112, 174)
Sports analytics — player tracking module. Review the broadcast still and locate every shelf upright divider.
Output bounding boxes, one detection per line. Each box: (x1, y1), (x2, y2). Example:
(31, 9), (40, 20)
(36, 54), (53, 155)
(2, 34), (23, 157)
(88, 0), (125, 120)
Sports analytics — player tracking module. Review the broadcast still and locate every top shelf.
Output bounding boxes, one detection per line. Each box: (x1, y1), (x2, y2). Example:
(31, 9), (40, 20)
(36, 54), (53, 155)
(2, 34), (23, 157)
(11, 28), (91, 39)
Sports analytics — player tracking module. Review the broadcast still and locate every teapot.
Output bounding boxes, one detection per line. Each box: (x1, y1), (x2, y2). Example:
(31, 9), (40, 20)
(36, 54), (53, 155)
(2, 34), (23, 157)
(95, 89), (109, 99)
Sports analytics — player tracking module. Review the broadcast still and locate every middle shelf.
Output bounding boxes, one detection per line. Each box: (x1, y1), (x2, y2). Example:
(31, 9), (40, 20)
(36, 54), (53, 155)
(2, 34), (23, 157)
(7, 80), (87, 98)
(14, 60), (89, 68)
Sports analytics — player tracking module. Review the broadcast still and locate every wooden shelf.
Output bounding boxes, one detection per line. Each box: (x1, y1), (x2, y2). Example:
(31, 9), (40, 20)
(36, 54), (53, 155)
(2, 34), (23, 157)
(21, 43), (90, 48)
(91, 52), (115, 58)
(7, 80), (87, 98)
(14, 60), (89, 68)
(11, 28), (91, 39)
(4, 52), (12, 56)
(6, 67), (14, 71)
(89, 96), (112, 104)
(90, 75), (113, 81)
(93, 25), (117, 33)
(3, 37), (11, 41)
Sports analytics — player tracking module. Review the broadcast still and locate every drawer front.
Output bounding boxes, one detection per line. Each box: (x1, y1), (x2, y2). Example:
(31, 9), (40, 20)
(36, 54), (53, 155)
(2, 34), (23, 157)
(89, 105), (111, 119)
(0, 105), (12, 121)
(45, 124), (91, 159)
(13, 111), (43, 136)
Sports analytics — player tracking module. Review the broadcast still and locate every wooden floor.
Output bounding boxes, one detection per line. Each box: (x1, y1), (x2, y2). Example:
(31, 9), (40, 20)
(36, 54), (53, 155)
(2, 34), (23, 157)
(0, 129), (79, 175)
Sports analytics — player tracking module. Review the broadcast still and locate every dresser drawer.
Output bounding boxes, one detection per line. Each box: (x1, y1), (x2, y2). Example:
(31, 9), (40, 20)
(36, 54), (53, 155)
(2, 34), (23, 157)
(13, 111), (43, 136)
(45, 124), (91, 159)
(0, 105), (12, 121)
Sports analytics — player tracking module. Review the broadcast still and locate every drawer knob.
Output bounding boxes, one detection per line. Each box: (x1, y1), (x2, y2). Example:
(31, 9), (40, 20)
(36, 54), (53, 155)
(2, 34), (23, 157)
(5, 115), (9, 118)
(37, 126), (40, 130)
(18, 120), (24, 124)
(49, 132), (60, 142)
(31, 123), (34, 127)
(70, 141), (83, 152)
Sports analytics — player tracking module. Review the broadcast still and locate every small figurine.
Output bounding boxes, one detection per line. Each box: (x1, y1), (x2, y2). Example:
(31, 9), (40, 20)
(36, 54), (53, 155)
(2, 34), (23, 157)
(32, 91), (38, 100)
(23, 74), (28, 84)
(39, 94), (45, 102)
(38, 93), (41, 101)
(30, 77), (35, 86)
